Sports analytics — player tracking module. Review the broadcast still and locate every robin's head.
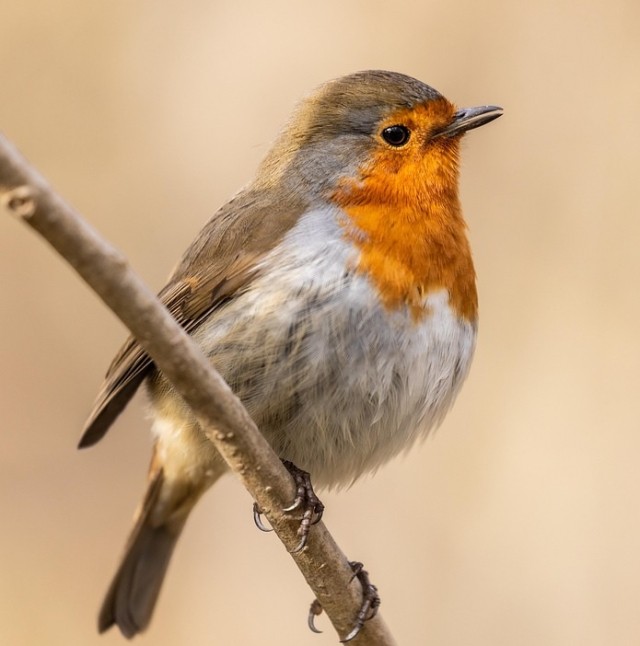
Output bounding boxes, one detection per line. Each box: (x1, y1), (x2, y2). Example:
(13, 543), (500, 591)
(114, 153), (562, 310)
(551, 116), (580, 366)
(257, 70), (502, 204)
(256, 71), (502, 322)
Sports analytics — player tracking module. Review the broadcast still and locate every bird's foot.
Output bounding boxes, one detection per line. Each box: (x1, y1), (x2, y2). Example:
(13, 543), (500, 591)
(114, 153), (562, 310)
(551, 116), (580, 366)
(281, 460), (325, 553)
(307, 561), (380, 642)
(252, 460), (324, 553)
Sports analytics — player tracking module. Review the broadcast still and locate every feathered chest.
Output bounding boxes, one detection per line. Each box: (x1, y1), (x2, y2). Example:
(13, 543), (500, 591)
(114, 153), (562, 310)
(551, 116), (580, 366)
(189, 207), (477, 485)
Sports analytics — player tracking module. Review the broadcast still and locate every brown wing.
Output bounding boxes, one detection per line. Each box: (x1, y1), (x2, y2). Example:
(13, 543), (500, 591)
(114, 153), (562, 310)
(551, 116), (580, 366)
(78, 188), (305, 448)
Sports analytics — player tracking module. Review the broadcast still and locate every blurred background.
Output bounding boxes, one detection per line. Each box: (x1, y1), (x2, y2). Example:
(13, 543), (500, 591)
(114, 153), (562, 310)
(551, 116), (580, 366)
(1, 1), (639, 644)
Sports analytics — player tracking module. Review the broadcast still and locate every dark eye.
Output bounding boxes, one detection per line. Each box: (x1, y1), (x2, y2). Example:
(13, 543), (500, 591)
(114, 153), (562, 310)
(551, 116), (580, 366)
(381, 125), (410, 147)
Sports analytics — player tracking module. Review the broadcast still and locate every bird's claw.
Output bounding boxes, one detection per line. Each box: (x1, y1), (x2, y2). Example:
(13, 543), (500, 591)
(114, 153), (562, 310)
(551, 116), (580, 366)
(253, 462), (378, 640)
(340, 561), (380, 642)
(253, 502), (273, 533)
(308, 599), (323, 634)
(307, 561), (380, 641)
(281, 460), (325, 553)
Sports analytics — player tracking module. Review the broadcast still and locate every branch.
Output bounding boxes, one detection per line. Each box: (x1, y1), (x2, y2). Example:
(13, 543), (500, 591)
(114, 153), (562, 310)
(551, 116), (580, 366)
(0, 132), (396, 644)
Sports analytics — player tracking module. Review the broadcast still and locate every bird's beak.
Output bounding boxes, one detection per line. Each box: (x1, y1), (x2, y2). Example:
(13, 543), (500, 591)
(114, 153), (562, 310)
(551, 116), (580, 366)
(435, 105), (503, 138)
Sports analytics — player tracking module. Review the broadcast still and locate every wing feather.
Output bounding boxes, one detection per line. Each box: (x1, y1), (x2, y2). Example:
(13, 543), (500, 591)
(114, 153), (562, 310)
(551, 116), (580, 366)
(78, 189), (305, 448)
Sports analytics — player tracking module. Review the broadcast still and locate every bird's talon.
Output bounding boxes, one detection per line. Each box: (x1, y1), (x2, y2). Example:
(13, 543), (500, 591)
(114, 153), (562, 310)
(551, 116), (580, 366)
(282, 498), (302, 513)
(289, 535), (308, 554)
(253, 503), (273, 533)
(308, 599), (324, 633)
(339, 561), (380, 642)
(305, 561), (380, 640)
(281, 460), (324, 551)
(340, 625), (361, 643)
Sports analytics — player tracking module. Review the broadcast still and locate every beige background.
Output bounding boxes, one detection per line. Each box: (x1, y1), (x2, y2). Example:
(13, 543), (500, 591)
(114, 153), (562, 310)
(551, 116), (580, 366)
(1, 1), (639, 645)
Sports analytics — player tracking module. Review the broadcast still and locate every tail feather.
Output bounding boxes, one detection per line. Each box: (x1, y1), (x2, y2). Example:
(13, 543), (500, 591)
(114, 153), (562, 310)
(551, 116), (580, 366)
(98, 469), (186, 638)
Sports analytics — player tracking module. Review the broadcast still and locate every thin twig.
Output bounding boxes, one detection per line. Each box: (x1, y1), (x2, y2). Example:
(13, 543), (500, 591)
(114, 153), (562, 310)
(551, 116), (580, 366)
(0, 132), (396, 645)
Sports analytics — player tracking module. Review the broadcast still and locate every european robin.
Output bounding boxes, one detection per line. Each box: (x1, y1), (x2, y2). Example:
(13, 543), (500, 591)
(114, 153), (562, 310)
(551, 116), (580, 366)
(79, 70), (502, 638)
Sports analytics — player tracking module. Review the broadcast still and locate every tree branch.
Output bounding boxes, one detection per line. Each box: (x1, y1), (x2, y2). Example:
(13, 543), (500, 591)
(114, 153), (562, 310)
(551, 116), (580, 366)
(0, 132), (396, 644)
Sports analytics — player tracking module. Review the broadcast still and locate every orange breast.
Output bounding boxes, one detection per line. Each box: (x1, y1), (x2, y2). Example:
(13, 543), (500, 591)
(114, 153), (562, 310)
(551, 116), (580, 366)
(332, 106), (478, 322)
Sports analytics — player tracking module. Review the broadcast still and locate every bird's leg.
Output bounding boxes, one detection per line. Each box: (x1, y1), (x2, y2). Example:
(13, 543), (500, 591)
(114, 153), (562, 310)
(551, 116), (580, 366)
(307, 561), (381, 642)
(252, 460), (324, 551)
(253, 463), (379, 640)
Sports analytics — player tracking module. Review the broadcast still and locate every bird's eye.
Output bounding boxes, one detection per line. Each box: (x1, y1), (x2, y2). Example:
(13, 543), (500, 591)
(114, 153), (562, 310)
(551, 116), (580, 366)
(381, 125), (411, 147)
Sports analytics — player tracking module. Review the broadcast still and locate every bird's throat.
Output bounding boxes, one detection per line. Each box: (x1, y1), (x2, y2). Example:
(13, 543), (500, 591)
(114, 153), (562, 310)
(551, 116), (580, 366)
(332, 143), (478, 322)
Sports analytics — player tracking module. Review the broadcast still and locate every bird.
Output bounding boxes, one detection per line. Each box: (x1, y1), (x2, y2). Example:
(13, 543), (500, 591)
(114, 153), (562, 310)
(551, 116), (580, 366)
(79, 70), (502, 639)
